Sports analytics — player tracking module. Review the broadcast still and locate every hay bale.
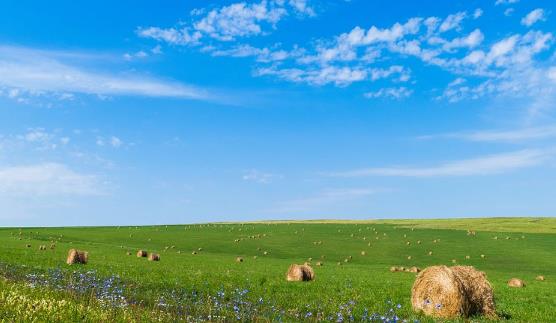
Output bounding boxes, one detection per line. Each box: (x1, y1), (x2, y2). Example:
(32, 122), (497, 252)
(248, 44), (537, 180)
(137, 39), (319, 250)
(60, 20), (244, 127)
(148, 253), (160, 261)
(535, 275), (545, 281)
(360, 251), (366, 256)
(66, 249), (88, 265)
(136, 250), (147, 257)
(408, 266), (421, 273)
(507, 278), (525, 288)
(126, 251), (132, 256)
(286, 263), (315, 281)
(316, 261), (323, 266)
(428, 251), (433, 256)
(411, 265), (496, 319)
(236, 257), (244, 263)
(390, 266), (400, 272)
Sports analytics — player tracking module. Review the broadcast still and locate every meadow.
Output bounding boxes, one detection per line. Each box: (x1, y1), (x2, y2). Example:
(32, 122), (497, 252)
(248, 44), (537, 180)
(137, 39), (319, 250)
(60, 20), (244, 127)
(0, 217), (554, 322)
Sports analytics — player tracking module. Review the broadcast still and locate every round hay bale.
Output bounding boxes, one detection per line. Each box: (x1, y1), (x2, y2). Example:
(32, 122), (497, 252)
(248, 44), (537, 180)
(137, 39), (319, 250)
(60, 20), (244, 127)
(428, 251), (433, 256)
(148, 253), (160, 261)
(361, 251), (366, 256)
(136, 250), (147, 257)
(480, 254), (486, 259)
(407, 256), (412, 260)
(126, 251), (132, 256)
(66, 249), (88, 265)
(26, 244), (31, 248)
(507, 278), (525, 288)
(263, 251), (269, 255)
(316, 261), (323, 266)
(411, 265), (496, 319)
(192, 251), (197, 255)
(465, 255), (470, 260)
(253, 255), (257, 259)
(286, 264), (315, 282)
(535, 275), (545, 281)
(236, 257), (244, 263)
(390, 266), (400, 272)
(409, 266), (421, 273)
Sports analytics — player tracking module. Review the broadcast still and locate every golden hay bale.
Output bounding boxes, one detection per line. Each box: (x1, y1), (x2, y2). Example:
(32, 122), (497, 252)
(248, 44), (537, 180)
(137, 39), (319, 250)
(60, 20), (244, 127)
(136, 250), (147, 257)
(286, 264), (315, 282)
(407, 256), (412, 260)
(148, 253), (160, 261)
(66, 249), (88, 265)
(408, 266), (421, 273)
(535, 275), (545, 281)
(507, 278), (525, 288)
(428, 251), (433, 256)
(390, 266), (400, 272)
(236, 257), (244, 263)
(360, 251), (366, 256)
(126, 251), (132, 256)
(480, 254), (486, 259)
(316, 261), (323, 266)
(411, 265), (496, 319)
(192, 251), (197, 255)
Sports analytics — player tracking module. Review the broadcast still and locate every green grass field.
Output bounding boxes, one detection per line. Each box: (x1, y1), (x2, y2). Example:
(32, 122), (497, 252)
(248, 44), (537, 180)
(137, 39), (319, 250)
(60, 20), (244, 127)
(0, 218), (554, 322)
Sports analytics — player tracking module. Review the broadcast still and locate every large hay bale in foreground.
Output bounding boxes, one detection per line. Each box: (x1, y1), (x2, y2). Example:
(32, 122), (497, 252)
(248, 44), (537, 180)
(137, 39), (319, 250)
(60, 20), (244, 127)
(411, 265), (496, 319)
(286, 264), (315, 282)
(136, 250), (147, 257)
(508, 278), (525, 288)
(66, 249), (88, 265)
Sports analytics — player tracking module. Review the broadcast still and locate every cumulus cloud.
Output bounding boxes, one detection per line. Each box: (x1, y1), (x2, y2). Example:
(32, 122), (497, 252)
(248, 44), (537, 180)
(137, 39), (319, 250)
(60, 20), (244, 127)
(138, 0), (316, 44)
(521, 9), (546, 27)
(364, 87), (412, 99)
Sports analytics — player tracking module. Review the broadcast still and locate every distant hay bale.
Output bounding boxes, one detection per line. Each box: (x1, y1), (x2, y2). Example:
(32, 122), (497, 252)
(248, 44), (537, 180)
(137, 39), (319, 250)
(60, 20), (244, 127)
(286, 264), (315, 282)
(507, 278), (525, 288)
(360, 251), (366, 256)
(316, 261), (323, 266)
(263, 251), (269, 255)
(126, 251), (132, 256)
(50, 244), (56, 250)
(148, 253), (160, 261)
(236, 257), (244, 263)
(192, 251), (197, 255)
(428, 251), (433, 256)
(136, 250), (147, 257)
(480, 254), (486, 259)
(465, 255), (470, 260)
(66, 249), (88, 265)
(411, 265), (496, 319)
(26, 244), (31, 248)
(408, 266), (421, 273)
(452, 259), (457, 264)
(536, 275), (545, 281)
(407, 256), (412, 260)
(390, 266), (400, 272)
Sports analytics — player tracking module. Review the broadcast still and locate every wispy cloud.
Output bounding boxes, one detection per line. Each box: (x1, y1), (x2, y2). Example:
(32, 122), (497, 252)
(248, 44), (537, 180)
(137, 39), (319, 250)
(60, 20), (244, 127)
(0, 45), (209, 102)
(0, 163), (103, 196)
(330, 149), (552, 177)
(420, 126), (556, 143)
(271, 188), (381, 213)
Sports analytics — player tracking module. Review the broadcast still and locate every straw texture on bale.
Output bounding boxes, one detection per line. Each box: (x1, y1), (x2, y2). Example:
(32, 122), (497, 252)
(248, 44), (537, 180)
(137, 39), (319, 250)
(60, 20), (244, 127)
(136, 250), (147, 257)
(411, 265), (496, 319)
(507, 278), (525, 288)
(66, 249), (88, 265)
(286, 264), (315, 282)
(148, 253), (160, 261)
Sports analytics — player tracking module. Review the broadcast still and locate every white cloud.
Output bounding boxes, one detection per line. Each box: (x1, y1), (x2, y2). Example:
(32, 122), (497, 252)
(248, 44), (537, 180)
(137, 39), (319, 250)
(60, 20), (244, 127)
(0, 45), (208, 102)
(138, 0), (315, 44)
(473, 9), (483, 19)
(504, 8), (515, 17)
(330, 149), (551, 177)
(0, 163), (103, 196)
(242, 169), (283, 184)
(439, 12), (467, 32)
(521, 9), (546, 27)
(364, 87), (413, 99)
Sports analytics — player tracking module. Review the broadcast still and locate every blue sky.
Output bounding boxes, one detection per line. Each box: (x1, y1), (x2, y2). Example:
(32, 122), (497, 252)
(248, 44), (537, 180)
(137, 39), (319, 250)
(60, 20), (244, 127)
(1, 0), (556, 226)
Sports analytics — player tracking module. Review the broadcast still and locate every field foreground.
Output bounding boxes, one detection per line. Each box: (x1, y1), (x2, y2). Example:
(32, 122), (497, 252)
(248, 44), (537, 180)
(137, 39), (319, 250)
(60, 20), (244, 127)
(0, 217), (554, 322)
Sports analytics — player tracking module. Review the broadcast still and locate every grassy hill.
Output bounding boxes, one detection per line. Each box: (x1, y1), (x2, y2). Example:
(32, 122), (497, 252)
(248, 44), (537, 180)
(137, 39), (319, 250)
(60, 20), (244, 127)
(0, 218), (554, 322)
